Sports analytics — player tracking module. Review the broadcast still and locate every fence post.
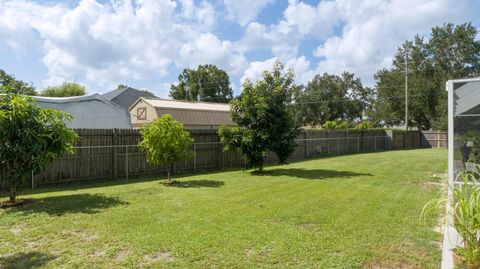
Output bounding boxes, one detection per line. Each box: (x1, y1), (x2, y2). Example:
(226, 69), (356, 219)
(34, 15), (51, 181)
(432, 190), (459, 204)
(357, 137), (360, 152)
(112, 128), (118, 179)
(437, 130), (440, 148)
(193, 144), (197, 172)
(31, 169), (34, 189)
(374, 137), (377, 151)
(125, 146), (129, 180)
(313, 139), (316, 157)
(337, 138), (340, 154)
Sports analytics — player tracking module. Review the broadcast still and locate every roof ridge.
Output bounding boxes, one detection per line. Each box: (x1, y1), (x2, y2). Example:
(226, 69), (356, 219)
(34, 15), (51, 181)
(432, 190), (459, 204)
(143, 97), (230, 106)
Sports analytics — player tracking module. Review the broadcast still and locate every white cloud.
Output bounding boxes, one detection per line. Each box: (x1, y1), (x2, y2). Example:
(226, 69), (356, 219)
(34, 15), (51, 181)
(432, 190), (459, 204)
(1, 0), (479, 95)
(0, 0), (234, 91)
(241, 56), (312, 85)
(313, 0), (480, 85)
(223, 0), (275, 26)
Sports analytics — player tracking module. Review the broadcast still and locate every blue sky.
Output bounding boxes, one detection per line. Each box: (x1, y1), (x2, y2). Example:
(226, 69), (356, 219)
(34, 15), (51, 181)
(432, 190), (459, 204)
(1, 0), (479, 97)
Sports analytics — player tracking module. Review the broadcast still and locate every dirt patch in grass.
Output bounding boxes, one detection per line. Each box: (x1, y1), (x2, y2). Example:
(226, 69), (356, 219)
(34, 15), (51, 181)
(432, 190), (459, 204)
(65, 231), (98, 241)
(363, 260), (422, 269)
(115, 250), (130, 261)
(298, 223), (317, 231)
(139, 251), (174, 267)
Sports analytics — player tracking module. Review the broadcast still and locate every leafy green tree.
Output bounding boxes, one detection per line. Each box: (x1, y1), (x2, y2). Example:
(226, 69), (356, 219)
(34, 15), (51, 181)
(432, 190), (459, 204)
(0, 69), (37, 95)
(0, 86), (78, 203)
(139, 114), (194, 182)
(41, 82), (86, 97)
(219, 61), (300, 171)
(298, 72), (373, 126)
(373, 22), (480, 130)
(323, 119), (350, 129)
(170, 64), (233, 103)
(355, 121), (375, 129)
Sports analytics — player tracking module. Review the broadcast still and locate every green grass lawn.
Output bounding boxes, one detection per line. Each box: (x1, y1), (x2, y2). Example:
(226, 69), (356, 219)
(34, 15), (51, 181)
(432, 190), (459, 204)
(0, 149), (446, 268)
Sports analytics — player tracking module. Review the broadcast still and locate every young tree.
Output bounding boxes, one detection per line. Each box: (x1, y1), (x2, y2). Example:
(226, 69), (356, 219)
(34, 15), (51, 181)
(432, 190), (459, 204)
(41, 82), (86, 97)
(139, 114), (194, 182)
(219, 61), (300, 171)
(0, 69), (37, 95)
(0, 87), (78, 203)
(170, 64), (233, 103)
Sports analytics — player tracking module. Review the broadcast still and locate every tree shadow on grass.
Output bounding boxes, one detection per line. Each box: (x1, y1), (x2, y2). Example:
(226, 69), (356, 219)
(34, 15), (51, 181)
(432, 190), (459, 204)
(253, 168), (372, 180)
(9, 193), (128, 216)
(165, 179), (225, 188)
(0, 251), (56, 269)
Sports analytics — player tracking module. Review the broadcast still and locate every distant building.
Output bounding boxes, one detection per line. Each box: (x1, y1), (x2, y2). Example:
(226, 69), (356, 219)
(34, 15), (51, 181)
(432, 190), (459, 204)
(103, 86), (156, 110)
(129, 97), (236, 129)
(33, 94), (131, 129)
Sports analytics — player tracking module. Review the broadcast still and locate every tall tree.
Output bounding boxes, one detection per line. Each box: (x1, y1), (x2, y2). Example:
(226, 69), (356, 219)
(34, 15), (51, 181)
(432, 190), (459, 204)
(0, 69), (37, 95)
(0, 86), (78, 203)
(373, 22), (480, 130)
(41, 82), (86, 97)
(170, 64), (233, 103)
(219, 61), (300, 171)
(299, 72), (373, 126)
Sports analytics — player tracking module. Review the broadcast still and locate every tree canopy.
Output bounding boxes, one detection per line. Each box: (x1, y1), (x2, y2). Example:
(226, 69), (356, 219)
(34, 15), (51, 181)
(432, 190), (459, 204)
(41, 82), (87, 97)
(372, 22), (480, 130)
(219, 61), (300, 171)
(170, 64), (233, 103)
(297, 72), (373, 126)
(139, 114), (194, 181)
(0, 86), (78, 203)
(0, 69), (37, 95)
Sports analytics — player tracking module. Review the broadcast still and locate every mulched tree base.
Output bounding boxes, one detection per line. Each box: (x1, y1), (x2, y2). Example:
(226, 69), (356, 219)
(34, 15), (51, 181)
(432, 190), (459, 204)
(159, 180), (179, 185)
(0, 199), (35, 209)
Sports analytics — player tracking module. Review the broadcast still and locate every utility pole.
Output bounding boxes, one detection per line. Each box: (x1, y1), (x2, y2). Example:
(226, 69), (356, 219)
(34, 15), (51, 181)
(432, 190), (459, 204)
(197, 78), (203, 102)
(405, 49), (408, 130)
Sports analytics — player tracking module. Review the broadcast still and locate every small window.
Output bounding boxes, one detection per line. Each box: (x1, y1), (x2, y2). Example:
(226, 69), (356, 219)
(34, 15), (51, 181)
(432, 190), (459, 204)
(137, 107), (147, 120)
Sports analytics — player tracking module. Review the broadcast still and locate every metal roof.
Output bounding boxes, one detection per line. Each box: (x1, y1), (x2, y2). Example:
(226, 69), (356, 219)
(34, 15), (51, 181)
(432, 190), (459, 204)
(141, 97), (230, 112)
(103, 87), (156, 110)
(32, 94), (131, 129)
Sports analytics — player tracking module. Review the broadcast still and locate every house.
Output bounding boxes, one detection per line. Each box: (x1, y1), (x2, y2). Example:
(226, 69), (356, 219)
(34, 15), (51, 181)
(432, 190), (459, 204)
(103, 86), (157, 110)
(32, 94), (131, 129)
(129, 97), (236, 129)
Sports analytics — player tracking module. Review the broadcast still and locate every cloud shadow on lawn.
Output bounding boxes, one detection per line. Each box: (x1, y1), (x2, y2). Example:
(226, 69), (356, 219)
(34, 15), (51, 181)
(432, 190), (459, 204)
(9, 193), (128, 216)
(254, 168), (372, 180)
(166, 179), (225, 188)
(0, 251), (56, 269)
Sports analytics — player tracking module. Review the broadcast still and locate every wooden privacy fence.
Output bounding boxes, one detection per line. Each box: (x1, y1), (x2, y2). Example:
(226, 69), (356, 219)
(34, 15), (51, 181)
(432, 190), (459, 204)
(27, 129), (443, 187)
(421, 130), (447, 148)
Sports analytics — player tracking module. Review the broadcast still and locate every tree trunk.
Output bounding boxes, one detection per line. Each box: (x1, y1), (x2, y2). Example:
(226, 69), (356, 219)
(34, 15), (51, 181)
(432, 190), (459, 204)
(9, 186), (16, 204)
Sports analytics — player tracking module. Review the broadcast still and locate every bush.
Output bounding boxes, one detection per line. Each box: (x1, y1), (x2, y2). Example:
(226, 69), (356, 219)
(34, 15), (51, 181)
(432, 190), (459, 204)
(355, 121), (375, 129)
(322, 119), (350, 129)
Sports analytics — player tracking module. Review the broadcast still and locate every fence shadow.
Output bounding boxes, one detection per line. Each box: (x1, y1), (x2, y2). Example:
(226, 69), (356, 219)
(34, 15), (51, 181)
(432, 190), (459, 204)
(0, 251), (56, 269)
(9, 193), (128, 216)
(166, 179), (225, 188)
(256, 168), (372, 180)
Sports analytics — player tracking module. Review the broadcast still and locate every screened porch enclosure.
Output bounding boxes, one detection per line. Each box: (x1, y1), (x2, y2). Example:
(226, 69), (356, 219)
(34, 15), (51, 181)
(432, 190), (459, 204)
(449, 78), (480, 181)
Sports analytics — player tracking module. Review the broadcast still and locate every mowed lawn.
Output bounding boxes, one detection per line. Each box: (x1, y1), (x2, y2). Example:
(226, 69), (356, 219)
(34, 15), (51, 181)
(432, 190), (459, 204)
(0, 149), (446, 268)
